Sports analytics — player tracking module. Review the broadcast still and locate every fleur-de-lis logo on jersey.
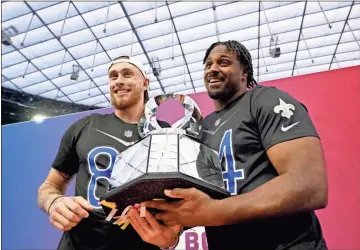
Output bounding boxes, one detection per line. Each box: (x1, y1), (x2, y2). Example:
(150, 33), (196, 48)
(274, 98), (295, 119)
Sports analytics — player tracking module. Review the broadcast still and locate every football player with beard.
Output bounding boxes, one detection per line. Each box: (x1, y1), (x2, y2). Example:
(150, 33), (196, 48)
(37, 56), (182, 250)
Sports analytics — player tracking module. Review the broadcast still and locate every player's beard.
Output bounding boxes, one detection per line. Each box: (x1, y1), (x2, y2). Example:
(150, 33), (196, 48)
(207, 81), (239, 102)
(110, 89), (143, 110)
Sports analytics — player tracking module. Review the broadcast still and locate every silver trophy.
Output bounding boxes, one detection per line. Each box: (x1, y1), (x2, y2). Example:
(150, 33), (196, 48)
(100, 94), (229, 214)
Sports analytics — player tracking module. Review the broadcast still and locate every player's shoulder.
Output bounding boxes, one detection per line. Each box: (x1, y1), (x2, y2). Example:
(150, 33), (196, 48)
(248, 85), (309, 116)
(67, 112), (112, 134)
(250, 85), (304, 106)
(249, 85), (291, 99)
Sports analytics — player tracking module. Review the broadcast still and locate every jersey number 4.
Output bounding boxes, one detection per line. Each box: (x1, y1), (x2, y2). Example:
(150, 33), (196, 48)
(219, 129), (244, 195)
(87, 146), (119, 208)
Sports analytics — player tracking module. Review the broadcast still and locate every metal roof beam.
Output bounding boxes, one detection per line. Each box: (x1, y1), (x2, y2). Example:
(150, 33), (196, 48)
(329, 1), (355, 70)
(27, 39), (360, 95)
(24, 1), (110, 104)
(292, 1), (308, 76)
(2, 1), (298, 57)
(2, 1), (232, 40)
(8, 43), (74, 103)
(4, 15), (359, 75)
(166, 1), (195, 92)
(70, 1), (113, 63)
(118, 1), (165, 93)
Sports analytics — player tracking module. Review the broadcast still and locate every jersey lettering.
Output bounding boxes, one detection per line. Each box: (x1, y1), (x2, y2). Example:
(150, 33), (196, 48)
(219, 129), (244, 195)
(87, 146), (119, 207)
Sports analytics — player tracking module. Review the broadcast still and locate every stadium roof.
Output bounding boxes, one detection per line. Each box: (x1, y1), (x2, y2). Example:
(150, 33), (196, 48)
(2, 1), (360, 108)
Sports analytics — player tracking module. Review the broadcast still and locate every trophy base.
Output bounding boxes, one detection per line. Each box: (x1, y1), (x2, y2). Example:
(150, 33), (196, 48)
(100, 172), (230, 216)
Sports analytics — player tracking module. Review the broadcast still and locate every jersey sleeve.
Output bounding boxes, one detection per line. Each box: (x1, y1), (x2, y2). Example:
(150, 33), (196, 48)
(51, 117), (89, 176)
(251, 87), (319, 151)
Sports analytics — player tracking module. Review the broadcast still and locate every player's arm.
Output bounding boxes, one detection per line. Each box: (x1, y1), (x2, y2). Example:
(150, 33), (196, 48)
(37, 168), (73, 214)
(37, 119), (94, 231)
(214, 88), (328, 225)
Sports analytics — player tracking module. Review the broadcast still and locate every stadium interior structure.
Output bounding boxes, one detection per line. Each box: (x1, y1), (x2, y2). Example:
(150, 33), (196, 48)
(2, 1), (360, 125)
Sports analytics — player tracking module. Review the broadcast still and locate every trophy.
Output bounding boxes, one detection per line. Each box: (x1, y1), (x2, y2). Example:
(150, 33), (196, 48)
(99, 94), (230, 219)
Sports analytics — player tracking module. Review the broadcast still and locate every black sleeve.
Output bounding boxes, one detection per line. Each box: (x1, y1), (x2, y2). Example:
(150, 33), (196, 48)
(51, 117), (89, 176)
(251, 87), (319, 151)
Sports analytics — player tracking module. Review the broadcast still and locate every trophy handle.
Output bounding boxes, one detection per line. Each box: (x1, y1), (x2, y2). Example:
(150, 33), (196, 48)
(138, 93), (202, 138)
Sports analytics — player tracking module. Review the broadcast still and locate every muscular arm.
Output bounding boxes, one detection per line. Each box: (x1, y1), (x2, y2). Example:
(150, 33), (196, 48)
(215, 136), (328, 225)
(37, 168), (74, 214)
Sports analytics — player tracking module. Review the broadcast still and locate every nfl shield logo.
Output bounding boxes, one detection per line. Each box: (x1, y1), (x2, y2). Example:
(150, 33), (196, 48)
(124, 130), (133, 138)
(214, 119), (221, 126)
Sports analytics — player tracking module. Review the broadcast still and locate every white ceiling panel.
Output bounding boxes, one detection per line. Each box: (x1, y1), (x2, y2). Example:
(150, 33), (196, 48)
(22, 80), (55, 95)
(193, 79), (204, 88)
(2, 1), (359, 108)
(99, 84), (109, 94)
(39, 89), (64, 99)
(339, 59), (360, 68)
(216, 2), (258, 21)
(177, 88), (195, 95)
(77, 94), (107, 106)
(195, 86), (207, 93)
(260, 70), (293, 82)
(81, 4), (124, 27)
(137, 20), (173, 41)
(19, 39), (62, 59)
(42, 60), (77, 79)
(60, 28), (95, 48)
(96, 101), (111, 108)
(52, 73), (89, 88)
(37, 2), (78, 25)
(91, 17), (131, 39)
(173, 9), (214, 31)
(107, 43), (143, 59)
(164, 83), (190, 93)
(130, 5), (170, 28)
(123, 2), (166, 16)
(73, 2), (111, 14)
(60, 79), (92, 95)
(2, 2), (31, 21)
(2, 81), (18, 91)
(2, 51), (26, 68)
(2, 61), (37, 79)
(178, 23), (216, 44)
(149, 80), (161, 91)
(27, 2), (59, 11)
(2, 13), (43, 35)
(169, 2), (212, 17)
(159, 65), (187, 80)
(31, 50), (68, 70)
(68, 87), (101, 102)
(99, 30), (135, 50)
(11, 71), (47, 88)
(148, 88), (164, 98)
(48, 15), (87, 38)
(94, 75), (110, 87)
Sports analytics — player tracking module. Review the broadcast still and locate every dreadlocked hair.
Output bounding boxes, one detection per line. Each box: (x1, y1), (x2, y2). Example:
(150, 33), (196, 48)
(203, 40), (257, 88)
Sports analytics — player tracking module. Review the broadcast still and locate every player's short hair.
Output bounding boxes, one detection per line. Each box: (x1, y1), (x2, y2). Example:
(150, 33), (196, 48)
(203, 40), (257, 88)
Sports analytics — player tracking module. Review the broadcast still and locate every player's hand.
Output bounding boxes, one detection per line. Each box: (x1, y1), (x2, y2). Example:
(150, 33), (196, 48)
(144, 188), (222, 227)
(49, 196), (94, 231)
(127, 206), (182, 249)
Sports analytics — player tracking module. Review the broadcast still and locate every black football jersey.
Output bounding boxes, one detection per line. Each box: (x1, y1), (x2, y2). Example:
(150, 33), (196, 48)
(52, 113), (168, 250)
(197, 85), (327, 250)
